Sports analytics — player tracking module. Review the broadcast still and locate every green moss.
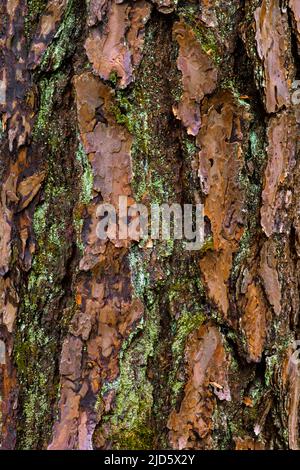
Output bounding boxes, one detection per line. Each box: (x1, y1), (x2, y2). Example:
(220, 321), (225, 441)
(195, 27), (221, 64)
(14, 296), (57, 448)
(32, 77), (57, 139)
(156, 239), (175, 259)
(111, 90), (150, 155)
(39, 0), (84, 72)
(114, 428), (154, 450)
(108, 71), (118, 87)
(199, 236), (214, 255)
(15, 321), (54, 449)
(25, 0), (48, 40)
(13, 0), (85, 450)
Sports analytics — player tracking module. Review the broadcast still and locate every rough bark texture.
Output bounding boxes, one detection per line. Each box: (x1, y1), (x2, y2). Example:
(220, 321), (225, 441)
(1, 0), (300, 450)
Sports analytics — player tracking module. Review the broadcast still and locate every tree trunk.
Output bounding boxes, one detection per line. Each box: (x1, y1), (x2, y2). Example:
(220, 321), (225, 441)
(1, 0), (300, 450)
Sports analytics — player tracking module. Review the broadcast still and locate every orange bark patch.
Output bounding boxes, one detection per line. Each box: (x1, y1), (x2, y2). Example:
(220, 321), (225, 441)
(198, 92), (250, 317)
(234, 436), (265, 450)
(172, 21), (218, 136)
(254, 0), (292, 113)
(241, 282), (269, 363)
(261, 112), (297, 237)
(168, 323), (231, 449)
(85, 1), (151, 88)
(259, 239), (281, 315)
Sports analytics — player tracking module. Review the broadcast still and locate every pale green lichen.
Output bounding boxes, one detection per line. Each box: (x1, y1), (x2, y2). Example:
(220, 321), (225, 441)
(33, 78), (56, 139)
(111, 90), (151, 201)
(169, 308), (205, 404)
(33, 203), (48, 238)
(171, 309), (205, 361)
(15, 316), (54, 449)
(128, 249), (150, 299)
(75, 141), (93, 205)
(265, 355), (277, 388)
(247, 378), (264, 406)
(15, 311), (55, 449)
(73, 141), (94, 252)
(32, 71), (69, 148)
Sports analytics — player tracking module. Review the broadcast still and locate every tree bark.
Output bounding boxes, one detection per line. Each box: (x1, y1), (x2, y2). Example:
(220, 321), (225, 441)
(1, 0), (300, 450)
